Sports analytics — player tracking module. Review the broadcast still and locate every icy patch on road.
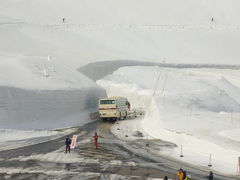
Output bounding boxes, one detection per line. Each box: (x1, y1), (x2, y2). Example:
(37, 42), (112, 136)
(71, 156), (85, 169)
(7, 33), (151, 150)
(110, 160), (122, 165)
(12, 149), (99, 164)
(0, 167), (79, 176)
(111, 118), (150, 141)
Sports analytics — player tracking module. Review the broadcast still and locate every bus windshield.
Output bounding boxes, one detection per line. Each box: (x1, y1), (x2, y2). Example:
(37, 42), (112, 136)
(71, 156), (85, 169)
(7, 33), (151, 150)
(100, 100), (116, 104)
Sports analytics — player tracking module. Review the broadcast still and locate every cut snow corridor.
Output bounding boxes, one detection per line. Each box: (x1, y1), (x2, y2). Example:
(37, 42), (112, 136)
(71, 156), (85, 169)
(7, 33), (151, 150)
(97, 66), (240, 177)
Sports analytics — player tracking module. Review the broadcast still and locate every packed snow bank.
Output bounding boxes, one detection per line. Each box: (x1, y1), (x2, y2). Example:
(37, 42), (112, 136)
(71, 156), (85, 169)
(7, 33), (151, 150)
(0, 53), (106, 130)
(79, 60), (240, 82)
(97, 66), (240, 175)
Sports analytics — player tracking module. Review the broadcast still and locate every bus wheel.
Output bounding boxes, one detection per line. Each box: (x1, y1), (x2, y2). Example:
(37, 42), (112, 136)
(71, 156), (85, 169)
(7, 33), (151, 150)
(124, 111), (127, 119)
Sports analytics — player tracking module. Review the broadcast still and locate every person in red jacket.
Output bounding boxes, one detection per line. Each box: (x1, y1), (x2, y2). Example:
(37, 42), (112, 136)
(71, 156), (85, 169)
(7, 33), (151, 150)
(127, 101), (131, 111)
(93, 132), (99, 149)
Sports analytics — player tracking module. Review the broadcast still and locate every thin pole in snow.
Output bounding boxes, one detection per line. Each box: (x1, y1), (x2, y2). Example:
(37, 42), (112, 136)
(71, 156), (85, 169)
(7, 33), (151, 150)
(180, 144), (184, 157)
(125, 127), (128, 137)
(48, 55), (51, 62)
(180, 144), (184, 169)
(161, 74), (168, 107)
(189, 105), (192, 121)
(153, 72), (161, 96)
(208, 153), (212, 167)
(237, 157), (240, 174)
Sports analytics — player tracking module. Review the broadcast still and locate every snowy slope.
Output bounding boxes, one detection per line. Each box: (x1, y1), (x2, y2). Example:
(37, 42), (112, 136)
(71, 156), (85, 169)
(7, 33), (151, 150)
(0, 0), (240, 67)
(97, 66), (240, 175)
(1, 0), (240, 25)
(0, 52), (96, 90)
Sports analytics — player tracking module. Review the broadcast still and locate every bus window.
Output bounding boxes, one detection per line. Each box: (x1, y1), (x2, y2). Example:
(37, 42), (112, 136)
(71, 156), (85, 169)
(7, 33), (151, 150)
(100, 100), (116, 104)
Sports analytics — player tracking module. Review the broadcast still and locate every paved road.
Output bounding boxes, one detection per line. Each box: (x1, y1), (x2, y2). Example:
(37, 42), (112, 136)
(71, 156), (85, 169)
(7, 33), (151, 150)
(0, 120), (239, 180)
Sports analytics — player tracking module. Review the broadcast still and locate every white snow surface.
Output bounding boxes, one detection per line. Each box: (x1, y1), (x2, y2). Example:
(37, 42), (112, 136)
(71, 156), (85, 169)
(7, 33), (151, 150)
(0, 52), (96, 90)
(1, 0), (240, 67)
(98, 66), (240, 175)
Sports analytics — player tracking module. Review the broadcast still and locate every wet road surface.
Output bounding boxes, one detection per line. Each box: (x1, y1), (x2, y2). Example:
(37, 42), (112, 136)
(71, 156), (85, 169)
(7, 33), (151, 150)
(0, 120), (239, 180)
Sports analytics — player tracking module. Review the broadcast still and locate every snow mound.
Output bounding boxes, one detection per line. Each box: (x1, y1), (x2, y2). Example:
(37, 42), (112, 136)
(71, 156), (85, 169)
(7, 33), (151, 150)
(0, 53), (96, 90)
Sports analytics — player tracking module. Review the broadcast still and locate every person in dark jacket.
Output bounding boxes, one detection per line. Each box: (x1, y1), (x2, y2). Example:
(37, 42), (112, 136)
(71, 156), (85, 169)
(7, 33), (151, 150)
(65, 137), (71, 153)
(208, 171), (213, 180)
(183, 170), (187, 179)
(164, 176), (168, 180)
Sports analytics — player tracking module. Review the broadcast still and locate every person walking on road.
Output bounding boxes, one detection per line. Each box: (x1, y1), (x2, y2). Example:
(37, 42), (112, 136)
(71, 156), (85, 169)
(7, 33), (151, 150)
(65, 137), (71, 153)
(183, 170), (187, 179)
(177, 168), (184, 180)
(208, 171), (213, 180)
(93, 132), (99, 149)
(184, 175), (192, 180)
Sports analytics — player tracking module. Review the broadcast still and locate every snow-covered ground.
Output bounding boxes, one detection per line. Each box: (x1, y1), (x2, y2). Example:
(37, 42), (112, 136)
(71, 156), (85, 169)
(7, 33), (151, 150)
(0, 0), (240, 176)
(98, 66), (240, 175)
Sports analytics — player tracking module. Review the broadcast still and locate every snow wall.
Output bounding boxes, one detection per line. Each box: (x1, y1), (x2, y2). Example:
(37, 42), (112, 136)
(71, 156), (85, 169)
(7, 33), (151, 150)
(97, 66), (240, 175)
(0, 56), (107, 130)
(0, 86), (106, 130)
(79, 60), (240, 81)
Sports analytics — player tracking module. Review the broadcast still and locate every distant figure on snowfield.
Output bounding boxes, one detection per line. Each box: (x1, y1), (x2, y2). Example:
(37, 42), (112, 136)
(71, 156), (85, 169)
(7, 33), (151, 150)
(207, 171), (213, 180)
(93, 132), (99, 149)
(211, 17), (214, 22)
(65, 137), (71, 153)
(62, 18), (65, 23)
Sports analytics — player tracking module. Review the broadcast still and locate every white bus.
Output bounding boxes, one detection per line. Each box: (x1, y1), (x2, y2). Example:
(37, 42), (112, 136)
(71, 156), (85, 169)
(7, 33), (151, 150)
(99, 97), (130, 121)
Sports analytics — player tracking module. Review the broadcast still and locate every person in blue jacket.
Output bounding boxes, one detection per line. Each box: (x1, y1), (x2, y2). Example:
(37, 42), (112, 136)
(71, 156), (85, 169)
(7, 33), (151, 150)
(208, 171), (213, 180)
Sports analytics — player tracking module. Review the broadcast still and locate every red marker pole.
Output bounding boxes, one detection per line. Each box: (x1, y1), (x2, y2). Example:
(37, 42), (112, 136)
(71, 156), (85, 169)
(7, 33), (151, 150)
(238, 157), (240, 173)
